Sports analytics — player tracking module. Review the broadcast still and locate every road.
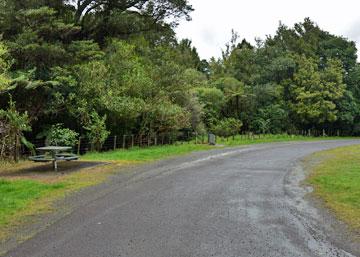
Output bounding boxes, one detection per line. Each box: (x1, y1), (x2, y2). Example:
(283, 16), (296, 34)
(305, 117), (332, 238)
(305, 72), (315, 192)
(3, 140), (360, 257)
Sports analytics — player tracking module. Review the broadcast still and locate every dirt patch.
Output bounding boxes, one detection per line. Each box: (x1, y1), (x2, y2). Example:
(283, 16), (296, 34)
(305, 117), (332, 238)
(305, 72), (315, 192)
(0, 161), (106, 182)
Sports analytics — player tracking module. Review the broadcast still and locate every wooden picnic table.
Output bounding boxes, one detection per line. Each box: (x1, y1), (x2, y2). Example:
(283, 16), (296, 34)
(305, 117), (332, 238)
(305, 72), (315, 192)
(30, 146), (78, 172)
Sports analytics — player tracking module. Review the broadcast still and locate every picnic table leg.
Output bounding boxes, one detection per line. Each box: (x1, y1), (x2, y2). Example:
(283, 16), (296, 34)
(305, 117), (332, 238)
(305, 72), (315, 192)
(53, 159), (58, 172)
(51, 151), (58, 172)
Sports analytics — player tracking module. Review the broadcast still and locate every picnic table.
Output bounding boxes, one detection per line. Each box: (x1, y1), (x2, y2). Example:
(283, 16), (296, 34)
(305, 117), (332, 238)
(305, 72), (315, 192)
(29, 146), (79, 172)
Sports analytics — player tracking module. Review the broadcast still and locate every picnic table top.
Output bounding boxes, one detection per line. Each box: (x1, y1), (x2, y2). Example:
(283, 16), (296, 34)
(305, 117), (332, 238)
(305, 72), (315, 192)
(36, 146), (72, 152)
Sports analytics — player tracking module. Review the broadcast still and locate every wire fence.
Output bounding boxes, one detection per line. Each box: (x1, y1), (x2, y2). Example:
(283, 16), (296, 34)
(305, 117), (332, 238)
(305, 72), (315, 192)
(21, 128), (342, 157)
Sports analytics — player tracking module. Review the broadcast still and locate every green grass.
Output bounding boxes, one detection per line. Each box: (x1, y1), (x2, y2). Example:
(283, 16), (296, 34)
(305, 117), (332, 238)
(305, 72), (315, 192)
(0, 179), (64, 226)
(83, 135), (355, 162)
(82, 143), (214, 162)
(306, 144), (360, 231)
(218, 134), (353, 146)
(0, 162), (125, 241)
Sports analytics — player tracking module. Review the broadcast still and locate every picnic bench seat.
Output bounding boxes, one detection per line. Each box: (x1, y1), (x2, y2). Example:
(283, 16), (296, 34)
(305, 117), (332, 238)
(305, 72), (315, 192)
(29, 146), (79, 171)
(28, 153), (79, 162)
(28, 155), (54, 162)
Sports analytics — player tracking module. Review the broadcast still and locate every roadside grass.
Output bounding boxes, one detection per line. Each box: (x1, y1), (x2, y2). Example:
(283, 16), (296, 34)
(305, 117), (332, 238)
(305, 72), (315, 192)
(305, 144), (360, 231)
(0, 135), (357, 242)
(82, 143), (214, 162)
(0, 162), (125, 242)
(219, 134), (354, 146)
(0, 180), (65, 226)
(83, 134), (355, 162)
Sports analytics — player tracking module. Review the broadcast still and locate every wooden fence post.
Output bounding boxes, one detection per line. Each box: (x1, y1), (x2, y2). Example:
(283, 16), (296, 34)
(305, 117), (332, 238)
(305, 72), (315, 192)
(122, 135), (126, 149)
(77, 137), (81, 155)
(131, 135), (134, 148)
(113, 136), (117, 150)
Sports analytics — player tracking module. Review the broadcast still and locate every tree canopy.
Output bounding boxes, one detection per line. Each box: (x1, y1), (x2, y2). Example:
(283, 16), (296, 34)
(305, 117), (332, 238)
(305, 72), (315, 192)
(0, 0), (359, 158)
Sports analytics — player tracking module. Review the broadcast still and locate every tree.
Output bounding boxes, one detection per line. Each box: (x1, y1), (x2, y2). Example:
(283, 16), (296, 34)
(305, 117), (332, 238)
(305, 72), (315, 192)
(0, 98), (32, 162)
(211, 118), (242, 138)
(290, 56), (346, 127)
(0, 43), (11, 91)
(83, 111), (110, 152)
(73, 0), (193, 24)
(38, 124), (79, 147)
(195, 87), (225, 127)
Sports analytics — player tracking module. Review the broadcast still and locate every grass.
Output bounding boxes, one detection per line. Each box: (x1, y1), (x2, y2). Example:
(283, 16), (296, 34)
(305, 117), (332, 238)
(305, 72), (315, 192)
(0, 180), (64, 226)
(305, 144), (360, 231)
(82, 143), (214, 162)
(83, 134), (355, 162)
(0, 161), (125, 242)
(0, 135), (357, 243)
(219, 134), (354, 146)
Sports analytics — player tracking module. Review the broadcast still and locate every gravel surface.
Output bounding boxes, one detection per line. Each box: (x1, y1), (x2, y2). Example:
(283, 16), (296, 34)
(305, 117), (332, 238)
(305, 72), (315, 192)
(3, 140), (360, 257)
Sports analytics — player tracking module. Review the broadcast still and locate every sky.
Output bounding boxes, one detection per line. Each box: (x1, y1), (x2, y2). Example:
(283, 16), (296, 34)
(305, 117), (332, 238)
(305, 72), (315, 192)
(175, 0), (360, 60)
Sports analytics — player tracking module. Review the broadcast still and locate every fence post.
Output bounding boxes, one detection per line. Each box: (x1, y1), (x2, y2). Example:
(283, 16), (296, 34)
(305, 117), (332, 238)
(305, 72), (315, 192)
(148, 134), (150, 147)
(113, 136), (117, 150)
(77, 137), (81, 155)
(131, 135), (134, 148)
(122, 135), (126, 149)
(155, 134), (158, 145)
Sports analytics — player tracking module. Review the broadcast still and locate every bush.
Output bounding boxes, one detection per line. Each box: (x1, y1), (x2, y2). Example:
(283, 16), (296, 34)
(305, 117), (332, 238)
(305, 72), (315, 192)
(211, 118), (243, 137)
(84, 112), (110, 152)
(0, 98), (33, 162)
(42, 124), (79, 147)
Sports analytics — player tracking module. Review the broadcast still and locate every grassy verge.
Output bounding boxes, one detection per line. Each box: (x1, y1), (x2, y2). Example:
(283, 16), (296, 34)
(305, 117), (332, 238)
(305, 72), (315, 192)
(305, 144), (360, 231)
(83, 135), (355, 162)
(82, 143), (214, 162)
(0, 180), (64, 226)
(0, 162), (125, 242)
(0, 135), (357, 243)
(219, 134), (354, 146)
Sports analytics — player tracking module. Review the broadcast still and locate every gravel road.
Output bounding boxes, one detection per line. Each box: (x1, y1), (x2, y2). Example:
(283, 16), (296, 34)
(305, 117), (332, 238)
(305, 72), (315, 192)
(3, 140), (360, 257)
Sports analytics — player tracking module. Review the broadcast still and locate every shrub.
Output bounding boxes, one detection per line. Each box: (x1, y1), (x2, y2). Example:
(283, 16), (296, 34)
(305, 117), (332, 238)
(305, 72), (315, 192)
(211, 118), (243, 138)
(42, 124), (79, 147)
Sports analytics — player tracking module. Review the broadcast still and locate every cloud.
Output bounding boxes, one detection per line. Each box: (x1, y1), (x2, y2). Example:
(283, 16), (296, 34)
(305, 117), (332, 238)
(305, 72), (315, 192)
(176, 0), (360, 60)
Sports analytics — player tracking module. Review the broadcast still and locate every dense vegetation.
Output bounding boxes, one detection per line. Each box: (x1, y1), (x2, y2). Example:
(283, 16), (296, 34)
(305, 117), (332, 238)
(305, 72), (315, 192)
(0, 1), (359, 160)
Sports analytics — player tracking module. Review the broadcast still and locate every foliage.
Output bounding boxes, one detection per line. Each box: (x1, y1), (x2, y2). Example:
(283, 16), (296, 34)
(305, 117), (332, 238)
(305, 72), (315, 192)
(0, 0), (359, 161)
(290, 56), (346, 125)
(211, 118), (243, 138)
(0, 43), (11, 91)
(39, 124), (79, 147)
(0, 98), (32, 161)
(83, 111), (110, 152)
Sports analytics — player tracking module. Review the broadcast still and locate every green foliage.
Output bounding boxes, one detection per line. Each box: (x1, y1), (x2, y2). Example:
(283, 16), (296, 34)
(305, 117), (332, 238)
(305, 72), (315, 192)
(290, 56), (346, 125)
(39, 124), (79, 147)
(0, 98), (33, 161)
(0, 0), (359, 162)
(211, 118), (243, 138)
(0, 43), (11, 91)
(142, 100), (190, 134)
(83, 112), (110, 152)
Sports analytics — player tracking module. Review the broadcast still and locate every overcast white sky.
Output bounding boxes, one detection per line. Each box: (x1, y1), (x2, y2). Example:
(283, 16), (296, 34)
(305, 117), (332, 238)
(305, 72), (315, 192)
(175, 0), (360, 60)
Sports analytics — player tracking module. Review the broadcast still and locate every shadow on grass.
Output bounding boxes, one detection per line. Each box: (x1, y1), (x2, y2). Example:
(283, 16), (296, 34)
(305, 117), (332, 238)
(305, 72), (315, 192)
(0, 161), (106, 179)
